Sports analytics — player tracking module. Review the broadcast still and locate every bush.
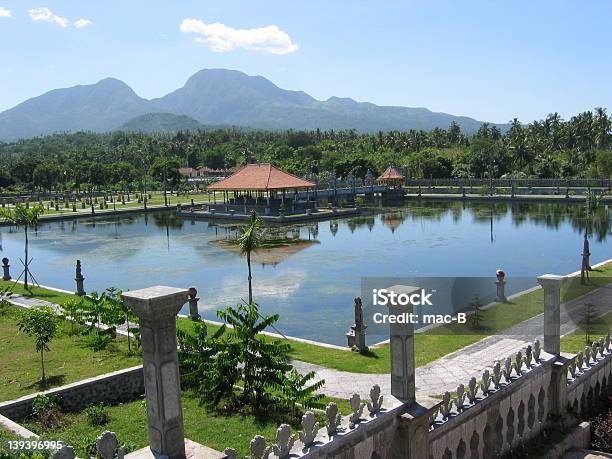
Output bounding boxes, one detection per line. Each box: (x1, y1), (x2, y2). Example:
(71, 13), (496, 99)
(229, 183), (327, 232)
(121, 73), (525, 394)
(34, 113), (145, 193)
(84, 330), (113, 351)
(592, 406), (612, 453)
(30, 395), (64, 429)
(84, 403), (110, 426)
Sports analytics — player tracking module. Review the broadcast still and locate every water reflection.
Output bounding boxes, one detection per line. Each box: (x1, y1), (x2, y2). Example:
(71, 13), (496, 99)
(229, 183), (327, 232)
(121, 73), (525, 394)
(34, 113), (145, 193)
(0, 201), (609, 344)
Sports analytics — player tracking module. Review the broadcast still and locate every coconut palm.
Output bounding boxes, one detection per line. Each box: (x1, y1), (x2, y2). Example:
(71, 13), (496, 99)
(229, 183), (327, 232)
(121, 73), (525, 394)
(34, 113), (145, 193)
(238, 211), (262, 304)
(0, 203), (44, 288)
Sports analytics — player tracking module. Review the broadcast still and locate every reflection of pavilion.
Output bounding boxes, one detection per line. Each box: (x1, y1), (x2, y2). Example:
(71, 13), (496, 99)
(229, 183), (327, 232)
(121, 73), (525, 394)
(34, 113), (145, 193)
(381, 212), (406, 233)
(207, 164), (316, 216)
(212, 239), (318, 267)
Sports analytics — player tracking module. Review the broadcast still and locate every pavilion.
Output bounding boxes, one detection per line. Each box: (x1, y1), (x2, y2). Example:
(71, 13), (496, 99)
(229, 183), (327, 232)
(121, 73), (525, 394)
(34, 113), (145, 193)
(206, 163), (317, 216)
(377, 166), (405, 188)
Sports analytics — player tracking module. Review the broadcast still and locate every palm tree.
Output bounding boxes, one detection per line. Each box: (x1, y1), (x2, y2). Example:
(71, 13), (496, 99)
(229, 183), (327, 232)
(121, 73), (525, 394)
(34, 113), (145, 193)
(238, 211), (262, 304)
(0, 203), (44, 288)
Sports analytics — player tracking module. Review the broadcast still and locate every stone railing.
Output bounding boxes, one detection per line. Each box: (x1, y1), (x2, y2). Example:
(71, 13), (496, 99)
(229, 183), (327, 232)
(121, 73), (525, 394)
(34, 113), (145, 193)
(566, 334), (611, 419)
(51, 431), (126, 459)
(428, 340), (556, 458)
(405, 178), (611, 188)
(222, 384), (427, 459)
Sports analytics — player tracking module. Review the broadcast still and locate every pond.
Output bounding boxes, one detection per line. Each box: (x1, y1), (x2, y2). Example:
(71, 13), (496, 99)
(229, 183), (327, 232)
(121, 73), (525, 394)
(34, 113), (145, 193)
(0, 201), (609, 345)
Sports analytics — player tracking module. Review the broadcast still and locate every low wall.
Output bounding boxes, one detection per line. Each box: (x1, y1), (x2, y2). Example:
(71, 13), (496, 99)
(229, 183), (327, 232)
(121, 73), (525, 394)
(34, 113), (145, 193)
(0, 366), (144, 422)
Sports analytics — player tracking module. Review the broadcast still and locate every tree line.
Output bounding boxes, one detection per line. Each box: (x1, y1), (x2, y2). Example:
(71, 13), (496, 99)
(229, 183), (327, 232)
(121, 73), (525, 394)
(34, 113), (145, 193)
(0, 107), (610, 192)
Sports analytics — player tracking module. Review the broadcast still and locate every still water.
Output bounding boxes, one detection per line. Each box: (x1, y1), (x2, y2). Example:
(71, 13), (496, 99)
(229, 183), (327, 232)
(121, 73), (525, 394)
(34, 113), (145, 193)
(0, 201), (609, 345)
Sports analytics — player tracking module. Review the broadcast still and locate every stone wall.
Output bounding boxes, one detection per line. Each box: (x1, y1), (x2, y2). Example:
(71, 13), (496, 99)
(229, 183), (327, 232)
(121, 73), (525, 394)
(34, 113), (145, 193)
(232, 336), (611, 459)
(0, 366), (144, 422)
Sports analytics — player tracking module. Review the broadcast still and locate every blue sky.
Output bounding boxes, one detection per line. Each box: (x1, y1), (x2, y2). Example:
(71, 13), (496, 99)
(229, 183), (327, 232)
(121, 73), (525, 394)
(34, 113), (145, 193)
(0, 0), (610, 123)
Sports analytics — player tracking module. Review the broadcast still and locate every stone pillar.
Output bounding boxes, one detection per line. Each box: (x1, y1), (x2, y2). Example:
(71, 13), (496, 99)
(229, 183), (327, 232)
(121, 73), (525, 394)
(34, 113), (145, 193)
(537, 274), (564, 356)
(548, 354), (572, 424)
(2, 257), (11, 281)
(187, 287), (200, 320)
(75, 260), (85, 296)
(386, 285), (420, 404)
(123, 286), (189, 459)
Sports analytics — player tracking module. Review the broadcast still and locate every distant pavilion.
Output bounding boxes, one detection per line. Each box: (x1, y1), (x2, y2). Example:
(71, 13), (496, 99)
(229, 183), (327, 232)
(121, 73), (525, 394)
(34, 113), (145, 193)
(377, 166), (405, 188)
(207, 163), (316, 216)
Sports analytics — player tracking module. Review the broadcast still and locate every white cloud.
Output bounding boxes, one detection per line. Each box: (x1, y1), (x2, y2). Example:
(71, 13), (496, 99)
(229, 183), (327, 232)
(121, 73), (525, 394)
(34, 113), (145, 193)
(180, 19), (298, 55)
(0, 6), (11, 18)
(29, 7), (69, 27)
(74, 18), (92, 29)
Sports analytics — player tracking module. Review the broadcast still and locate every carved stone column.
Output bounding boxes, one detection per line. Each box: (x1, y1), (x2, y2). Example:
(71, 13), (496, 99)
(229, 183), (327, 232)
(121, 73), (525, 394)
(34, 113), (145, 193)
(537, 274), (564, 356)
(123, 286), (189, 459)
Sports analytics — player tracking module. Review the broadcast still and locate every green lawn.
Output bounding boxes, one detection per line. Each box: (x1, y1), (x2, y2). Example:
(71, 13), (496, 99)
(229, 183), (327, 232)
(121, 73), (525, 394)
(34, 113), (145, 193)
(22, 391), (351, 458)
(1, 191), (216, 219)
(0, 304), (142, 402)
(2, 262), (610, 377)
(560, 309), (612, 354)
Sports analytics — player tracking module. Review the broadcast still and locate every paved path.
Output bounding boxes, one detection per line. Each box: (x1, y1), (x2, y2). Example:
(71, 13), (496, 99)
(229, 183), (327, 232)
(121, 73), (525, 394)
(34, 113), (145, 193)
(5, 284), (612, 400)
(295, 284), (612, 399)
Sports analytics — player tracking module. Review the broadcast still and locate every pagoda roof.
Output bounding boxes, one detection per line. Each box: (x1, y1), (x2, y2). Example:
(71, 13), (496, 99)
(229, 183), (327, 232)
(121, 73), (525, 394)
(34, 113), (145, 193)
(207, 163), (315, 191)
(378, 166), (405, 181)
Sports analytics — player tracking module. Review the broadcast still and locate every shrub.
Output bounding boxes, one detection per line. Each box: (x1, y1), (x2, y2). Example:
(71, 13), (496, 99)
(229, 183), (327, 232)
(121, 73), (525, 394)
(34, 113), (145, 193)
(84, 403), (110, 426)
(30, 395), (64, 429)
(592, 406), (612, 453)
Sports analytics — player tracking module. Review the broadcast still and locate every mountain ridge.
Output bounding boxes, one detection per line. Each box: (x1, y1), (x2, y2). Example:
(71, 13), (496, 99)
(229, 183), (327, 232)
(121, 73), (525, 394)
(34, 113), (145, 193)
(0, 68), (503, 141)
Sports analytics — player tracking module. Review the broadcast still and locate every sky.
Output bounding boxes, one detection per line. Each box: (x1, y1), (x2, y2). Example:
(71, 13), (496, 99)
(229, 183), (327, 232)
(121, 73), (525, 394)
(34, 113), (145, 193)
(0, 0), (611, 123)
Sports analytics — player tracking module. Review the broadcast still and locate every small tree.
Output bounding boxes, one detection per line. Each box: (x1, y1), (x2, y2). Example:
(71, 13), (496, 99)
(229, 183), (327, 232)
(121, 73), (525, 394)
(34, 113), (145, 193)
(0, 203), (44, 288)
(17, 306), (58, 386)
(177, 321), (235, 408)
(238, 211), (262, 304)
(579, 302), (599, 345)
(105, 287), (138, 353)
(218, 302), (291, 409)
(270, 369), (325, 419)
(469, 296), (484, 330)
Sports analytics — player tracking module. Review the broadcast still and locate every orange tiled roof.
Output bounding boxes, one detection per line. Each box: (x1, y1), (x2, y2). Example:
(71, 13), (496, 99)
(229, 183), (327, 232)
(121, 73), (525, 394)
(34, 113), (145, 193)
(378, 166), (404, 181)
(207, 164), (316, 191)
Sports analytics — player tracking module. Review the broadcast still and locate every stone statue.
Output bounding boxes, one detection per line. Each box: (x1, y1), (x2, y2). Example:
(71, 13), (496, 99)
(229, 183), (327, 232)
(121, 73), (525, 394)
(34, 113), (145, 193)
(75, 259), (85, 296)
(354, 297), (363, 330)
(346, 296), (367, 352)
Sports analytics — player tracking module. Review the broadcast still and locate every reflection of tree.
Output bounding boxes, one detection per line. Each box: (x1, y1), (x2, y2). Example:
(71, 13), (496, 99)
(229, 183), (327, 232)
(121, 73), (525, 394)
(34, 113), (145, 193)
(152, 212), (185, 229)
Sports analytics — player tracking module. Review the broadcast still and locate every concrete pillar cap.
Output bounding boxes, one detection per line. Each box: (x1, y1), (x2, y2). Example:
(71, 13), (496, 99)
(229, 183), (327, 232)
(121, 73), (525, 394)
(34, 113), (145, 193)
(123, 286), (189, 320)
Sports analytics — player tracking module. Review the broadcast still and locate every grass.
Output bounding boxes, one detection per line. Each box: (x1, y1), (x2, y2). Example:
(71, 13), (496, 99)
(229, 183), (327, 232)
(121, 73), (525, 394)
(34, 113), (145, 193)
(0, 303), (142, 402)
(560, 309), (612, 355)
(1, 263), (610, 378)
(21, 391), (352, 457)
(1, 191), (216, 219)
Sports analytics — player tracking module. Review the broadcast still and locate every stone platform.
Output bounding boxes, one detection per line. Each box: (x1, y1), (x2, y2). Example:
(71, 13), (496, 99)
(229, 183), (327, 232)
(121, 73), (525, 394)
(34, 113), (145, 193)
(177, 207), (360, 223)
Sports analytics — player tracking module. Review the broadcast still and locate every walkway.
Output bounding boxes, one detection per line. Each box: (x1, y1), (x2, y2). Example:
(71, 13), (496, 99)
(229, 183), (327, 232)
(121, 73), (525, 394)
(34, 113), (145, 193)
(5, 283), (612, 400)
(294, 284), (612, 399)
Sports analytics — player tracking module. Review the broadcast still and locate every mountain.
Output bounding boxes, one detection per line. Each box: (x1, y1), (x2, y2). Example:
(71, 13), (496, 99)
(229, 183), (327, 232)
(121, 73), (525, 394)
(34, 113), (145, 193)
(0, 69), (501, 141)
(0, 78), (149, 141)
(117, 113), (205, 133)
